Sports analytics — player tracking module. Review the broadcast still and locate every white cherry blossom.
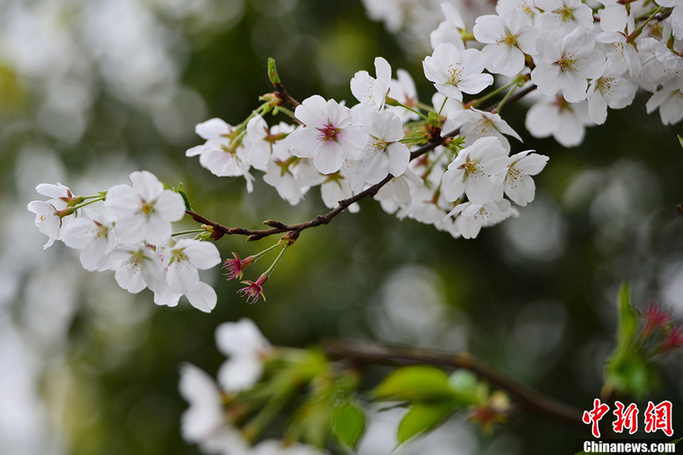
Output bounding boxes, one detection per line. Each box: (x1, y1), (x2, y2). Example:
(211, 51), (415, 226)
(504, 151), (549, 206)
(387, 68), (420, 121)
(107, 243), (165, 294)
(646, 76), (683, 125)
(449, 108), (522, 151)
(430, 2), (466, 50)
(535, 0), (594, 34)
(656, 0), (683, 39)
(587, 61), (638, 124)
(441, 137), (509, 204)
(531, 27), (606, 103)
(356, 110), (410, 185)
(186, 117), (254, 191)
(27, 198), (68, 249)
(447, 199), (517, 239)
(525, 94), (593, 147)
(60, 209), (117, 271)
(423, 44), (493, 102)
(473, 11), (539, 76)
(179, 363), (251, 453)
(350, 56), (392, 110)
(27, 182), (75, 249)
(104, 170), (185, 245)
(288, 95), (367, 175)
(165, 238), (221, 294)
(596, 0), (633, 33)
(216, 318), (273, 393)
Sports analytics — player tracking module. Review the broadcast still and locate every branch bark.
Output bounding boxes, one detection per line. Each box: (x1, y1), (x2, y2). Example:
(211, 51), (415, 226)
(322, 339), (585, 429)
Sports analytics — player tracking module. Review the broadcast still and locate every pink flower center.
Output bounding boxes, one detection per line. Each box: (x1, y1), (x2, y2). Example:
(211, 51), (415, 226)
(318, 123), (341, 143)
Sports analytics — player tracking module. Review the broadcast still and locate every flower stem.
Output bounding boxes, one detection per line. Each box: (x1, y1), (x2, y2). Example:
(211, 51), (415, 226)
(253, 242), (282, 262)
(470, 77), (521, 110)
(263, 244), (288, 278)
(70, 196), (106, 211)
(171, 229), (207, 237)
(628, 6), (663, 43)
(491, 83), (520, 114)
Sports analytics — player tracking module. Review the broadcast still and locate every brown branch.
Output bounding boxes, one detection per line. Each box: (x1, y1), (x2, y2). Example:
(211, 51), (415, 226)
(274, 82), (300, 108)
(186, 174), (394, 241)
(322, 339), (585, 429)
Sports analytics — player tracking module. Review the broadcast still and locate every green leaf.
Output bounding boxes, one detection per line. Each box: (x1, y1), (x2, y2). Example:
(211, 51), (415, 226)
(372, 366), (454, 402)
(678, 134), (683, 151)
(267, 58), (281, 85)
(616, 281), (637, 351)
(332, 401), (365, 450)
(603, 281), (657, 398)
(397, 400), (459, 444)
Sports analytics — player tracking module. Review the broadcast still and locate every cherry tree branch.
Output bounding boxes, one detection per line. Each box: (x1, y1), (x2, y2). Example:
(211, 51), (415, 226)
(322, 339), (585, 429)
(186, 82), (538, 241)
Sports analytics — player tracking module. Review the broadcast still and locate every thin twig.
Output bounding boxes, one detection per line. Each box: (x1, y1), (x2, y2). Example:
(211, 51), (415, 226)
(322, 339), (585, 429)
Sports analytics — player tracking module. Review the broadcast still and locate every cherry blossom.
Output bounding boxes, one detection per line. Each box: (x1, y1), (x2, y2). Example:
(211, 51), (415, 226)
(287, 95), (367, 175)
(473, 11), (539, 76)
(215, 318), (272, 392)
(441, 137), (509, 204)
(646, 77), (683, 126)
(186, 117), (254, 191)
(27, 198), (68, 249)
(503, 150), (549, 206)
(27, 182), (76, 249)
(165, 239), (221, 294)
(107, 243), (165, 294)
(423, 44), (493, 102)
(535, 0), (594, 34)
(587, 61), (638, 124)
(525, 95), (593, 147)
(430, 2), (466, 50)
(355, 110), (410, 185)
(447, 199), (517, 239)
(350, 56), (392, 110)
(60, 209), (117, 271)
(531, 27), (606, 103)
(179, 363), (251, 453)
(449, 108), (522, 151)
(104, 170), (185, 245)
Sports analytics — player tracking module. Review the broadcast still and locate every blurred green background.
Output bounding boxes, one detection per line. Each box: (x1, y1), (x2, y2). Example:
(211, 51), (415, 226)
(1, 0), (682, 454)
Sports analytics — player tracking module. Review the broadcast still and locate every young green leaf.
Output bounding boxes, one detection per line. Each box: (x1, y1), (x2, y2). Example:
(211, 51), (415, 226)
(603, 281), (657, 398)
(616, 281), (638, 351)
(397, 400), (459, 444)
(372, 365), (454, 402)
(331, 401), (365, 450)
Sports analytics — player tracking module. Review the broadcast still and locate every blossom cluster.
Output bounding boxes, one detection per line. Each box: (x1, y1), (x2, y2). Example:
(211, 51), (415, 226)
(187, 55), (548, 239)
(27, 171), (221, 312)
(185, 0), (682, 239)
